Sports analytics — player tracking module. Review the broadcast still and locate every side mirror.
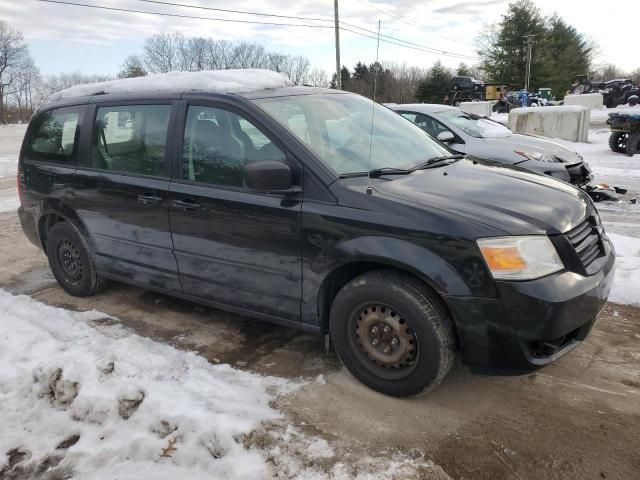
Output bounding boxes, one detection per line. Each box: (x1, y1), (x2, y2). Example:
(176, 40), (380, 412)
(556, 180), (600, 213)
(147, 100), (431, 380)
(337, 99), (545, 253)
(243, 160), (295, 193)
(437, 131), (455, 143)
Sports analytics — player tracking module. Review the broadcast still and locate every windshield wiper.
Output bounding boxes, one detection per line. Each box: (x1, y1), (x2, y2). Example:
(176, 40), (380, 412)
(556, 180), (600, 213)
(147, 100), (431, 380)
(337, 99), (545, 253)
(338, 167), (413, 179)
(410, 154), (465, 170)
(368, 167), (413, 178)
(338, 157), (464, 180)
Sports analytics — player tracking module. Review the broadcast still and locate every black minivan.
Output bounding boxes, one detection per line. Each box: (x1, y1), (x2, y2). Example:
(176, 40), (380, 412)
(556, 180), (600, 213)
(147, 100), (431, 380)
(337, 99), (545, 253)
(18, 74), (615, 396)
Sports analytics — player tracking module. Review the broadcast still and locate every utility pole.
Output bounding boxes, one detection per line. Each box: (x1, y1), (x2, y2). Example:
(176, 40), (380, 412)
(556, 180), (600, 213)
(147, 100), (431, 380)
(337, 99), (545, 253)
(523, 34), (535, 92)
(334, 0), (341, 90)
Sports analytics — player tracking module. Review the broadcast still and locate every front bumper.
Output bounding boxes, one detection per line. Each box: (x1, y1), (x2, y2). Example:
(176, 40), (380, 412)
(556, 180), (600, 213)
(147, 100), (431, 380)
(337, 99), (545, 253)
(443, 239), (615, 373)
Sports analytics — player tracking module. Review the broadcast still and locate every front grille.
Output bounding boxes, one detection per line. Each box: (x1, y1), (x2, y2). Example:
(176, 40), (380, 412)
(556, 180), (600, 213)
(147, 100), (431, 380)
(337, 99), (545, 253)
(565, 217), (604, 269)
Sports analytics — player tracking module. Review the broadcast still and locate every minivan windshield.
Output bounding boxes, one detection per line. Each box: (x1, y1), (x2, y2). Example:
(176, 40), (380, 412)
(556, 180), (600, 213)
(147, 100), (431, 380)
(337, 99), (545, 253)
(254, 93), (452, 176)
(434, 110), (512, 138)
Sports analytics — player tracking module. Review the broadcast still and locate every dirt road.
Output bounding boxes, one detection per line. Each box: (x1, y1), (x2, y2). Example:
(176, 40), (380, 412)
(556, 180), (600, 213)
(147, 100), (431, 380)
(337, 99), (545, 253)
(1, 210), (639, 479)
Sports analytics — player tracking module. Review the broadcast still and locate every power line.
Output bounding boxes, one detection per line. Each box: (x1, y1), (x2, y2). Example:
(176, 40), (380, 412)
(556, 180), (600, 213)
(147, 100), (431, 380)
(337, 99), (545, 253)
(350, 0), (475, 49)
(130, 0), (476, 59)
(135, 0), (335, 24)
(37, 0), (477, 60)
(37, 0), (335, 29)
(340, 26), (476, 59)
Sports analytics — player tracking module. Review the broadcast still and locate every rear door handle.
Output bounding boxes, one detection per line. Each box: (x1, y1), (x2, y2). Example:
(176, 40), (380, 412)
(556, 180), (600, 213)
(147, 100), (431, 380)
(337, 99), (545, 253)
(138, 193), (163, 204)
(173, 198), (201, 210)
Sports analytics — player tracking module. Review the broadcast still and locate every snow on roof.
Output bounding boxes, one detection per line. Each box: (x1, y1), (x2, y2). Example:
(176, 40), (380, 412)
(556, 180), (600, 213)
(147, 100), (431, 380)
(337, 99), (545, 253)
(48, 69), (293, 102)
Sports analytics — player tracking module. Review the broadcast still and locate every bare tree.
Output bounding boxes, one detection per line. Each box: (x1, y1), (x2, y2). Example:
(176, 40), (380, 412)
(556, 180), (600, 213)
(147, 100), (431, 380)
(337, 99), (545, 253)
(303, 68), (329, 88)
(143, 33), (184, 73)
(288, 55), (311, 85)
(0, 20), (29, 123)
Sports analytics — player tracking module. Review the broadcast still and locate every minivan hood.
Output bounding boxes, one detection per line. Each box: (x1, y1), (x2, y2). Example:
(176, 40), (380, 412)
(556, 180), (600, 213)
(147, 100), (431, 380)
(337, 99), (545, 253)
(374, 158), (590, 235)
(480, 133), (582, 164)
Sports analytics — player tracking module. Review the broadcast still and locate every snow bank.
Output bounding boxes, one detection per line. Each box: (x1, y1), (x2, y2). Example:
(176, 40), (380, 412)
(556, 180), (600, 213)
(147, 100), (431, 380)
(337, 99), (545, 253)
(512, 105), (587, 114)
(48, 69), (293, 101)
(0, 290), (289, 479)
(608, 234), (640, 306)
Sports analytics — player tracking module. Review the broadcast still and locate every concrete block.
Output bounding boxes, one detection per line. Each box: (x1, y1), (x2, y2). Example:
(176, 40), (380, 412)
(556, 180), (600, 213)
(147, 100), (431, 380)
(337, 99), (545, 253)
(564, 93), (604, 110)
(508, 106), (590, 142)
(459, 101), (493, 117)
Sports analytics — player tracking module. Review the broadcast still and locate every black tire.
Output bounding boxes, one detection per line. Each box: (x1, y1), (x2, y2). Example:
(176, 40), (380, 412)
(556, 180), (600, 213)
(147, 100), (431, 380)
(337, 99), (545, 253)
(329, 270), (457, 397)
(626, 132), (640, 157)
(609, 132), (628, 153)
(46, 222), (107, 297)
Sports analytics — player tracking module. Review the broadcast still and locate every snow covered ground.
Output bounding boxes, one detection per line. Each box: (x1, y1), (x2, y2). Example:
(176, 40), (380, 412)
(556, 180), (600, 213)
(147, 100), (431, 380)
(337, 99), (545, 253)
(0, 290), (288, 479)
(0, 124), (23, 213)
(0, 290), (441, 479)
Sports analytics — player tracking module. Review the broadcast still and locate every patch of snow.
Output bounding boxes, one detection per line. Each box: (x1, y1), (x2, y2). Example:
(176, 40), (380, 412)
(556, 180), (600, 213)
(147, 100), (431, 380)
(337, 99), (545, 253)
(48, 69), (293, 102)
(490, 112), (509, 125)
(608, 234), (640, 306)
(475, 118), (512, 137)
(609, 105), (640, 118)
(0, 289), (291, 478)
(511, 105), (587, 114)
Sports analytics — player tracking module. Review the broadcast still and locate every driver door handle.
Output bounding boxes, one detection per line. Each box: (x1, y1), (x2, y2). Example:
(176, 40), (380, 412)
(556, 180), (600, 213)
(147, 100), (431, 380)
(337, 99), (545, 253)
(137, 193), (163, 205)
(173, 198), (201, 210)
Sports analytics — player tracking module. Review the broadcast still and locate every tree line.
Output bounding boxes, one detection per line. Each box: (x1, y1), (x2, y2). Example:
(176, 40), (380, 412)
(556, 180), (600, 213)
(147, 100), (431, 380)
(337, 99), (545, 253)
(2, 1), (640, 124)
(0, 25), (330, 124)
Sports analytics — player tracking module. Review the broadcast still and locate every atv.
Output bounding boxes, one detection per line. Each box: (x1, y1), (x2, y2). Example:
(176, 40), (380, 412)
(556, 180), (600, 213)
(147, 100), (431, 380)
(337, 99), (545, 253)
(608, 109), (640, 156)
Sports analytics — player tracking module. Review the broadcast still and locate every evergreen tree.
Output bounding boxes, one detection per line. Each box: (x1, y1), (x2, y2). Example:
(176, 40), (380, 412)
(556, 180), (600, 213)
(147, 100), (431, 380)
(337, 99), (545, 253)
(478, 0), (594, 98)
(118, 55), (147, 78)
(539, 15), (593, 98)
(478, 0), (546, 88)
(330, 66), (351, 89)
(456, 63), (472, 77)
(416, 61), (452, 103)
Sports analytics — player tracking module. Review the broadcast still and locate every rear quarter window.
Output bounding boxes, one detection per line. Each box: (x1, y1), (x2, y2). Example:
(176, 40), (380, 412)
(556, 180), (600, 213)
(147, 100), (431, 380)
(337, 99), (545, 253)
(26, 107), (83, 164)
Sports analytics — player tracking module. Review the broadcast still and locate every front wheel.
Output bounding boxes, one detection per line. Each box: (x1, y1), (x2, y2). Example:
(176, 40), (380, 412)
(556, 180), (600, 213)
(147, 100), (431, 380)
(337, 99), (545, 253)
(609, 132), (628, 153)
(329, 270), (457, 397)
(46, 222), (108, 297)
(626, 132), (640, 156)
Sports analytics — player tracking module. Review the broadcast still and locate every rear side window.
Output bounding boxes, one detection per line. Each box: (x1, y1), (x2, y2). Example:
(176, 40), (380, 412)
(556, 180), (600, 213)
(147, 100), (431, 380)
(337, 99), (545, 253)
(28, 108), (81, 163)
(91, 105), (171, 176)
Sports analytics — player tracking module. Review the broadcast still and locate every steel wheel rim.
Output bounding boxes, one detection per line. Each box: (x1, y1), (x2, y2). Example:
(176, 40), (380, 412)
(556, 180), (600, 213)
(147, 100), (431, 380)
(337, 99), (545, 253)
(57, 239), (83, 285)
(617, 133), (628, 150)
(351, 303), (419, 379)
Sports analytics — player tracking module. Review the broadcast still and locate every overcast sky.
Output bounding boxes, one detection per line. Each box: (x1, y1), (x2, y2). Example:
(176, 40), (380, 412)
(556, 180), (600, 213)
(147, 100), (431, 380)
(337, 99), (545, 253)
(0, 0), (636, 77)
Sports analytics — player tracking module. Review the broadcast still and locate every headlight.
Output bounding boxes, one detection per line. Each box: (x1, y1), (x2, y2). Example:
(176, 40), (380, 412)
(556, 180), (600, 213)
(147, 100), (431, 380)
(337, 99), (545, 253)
(477, 236), (564, 280)
(514, 151), (558, 163)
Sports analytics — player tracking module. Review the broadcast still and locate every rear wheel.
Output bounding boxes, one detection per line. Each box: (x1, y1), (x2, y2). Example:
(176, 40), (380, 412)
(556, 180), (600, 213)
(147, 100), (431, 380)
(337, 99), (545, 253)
(46, 222), (107, 297)
(626, 132), (640, 156)
(609, 132), (628, 153)
(329, 270), (457, 397)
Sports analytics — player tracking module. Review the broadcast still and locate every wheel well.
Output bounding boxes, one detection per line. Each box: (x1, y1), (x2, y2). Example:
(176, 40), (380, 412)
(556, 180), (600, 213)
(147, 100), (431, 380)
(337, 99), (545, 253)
(38, 213), (66, 252)
(318, 262), (451, 334)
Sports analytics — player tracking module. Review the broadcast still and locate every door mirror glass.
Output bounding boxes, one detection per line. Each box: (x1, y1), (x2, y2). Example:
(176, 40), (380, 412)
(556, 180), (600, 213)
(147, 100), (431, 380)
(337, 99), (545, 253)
(437, 131), (455, 143)
(244, 160), (293, 193)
